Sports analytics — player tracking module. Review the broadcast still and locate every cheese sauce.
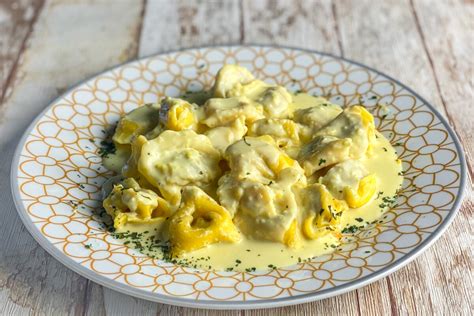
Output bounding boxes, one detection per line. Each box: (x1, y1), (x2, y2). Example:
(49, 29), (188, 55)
(100, 65), (403, 272)
(112, 129), (402, 271)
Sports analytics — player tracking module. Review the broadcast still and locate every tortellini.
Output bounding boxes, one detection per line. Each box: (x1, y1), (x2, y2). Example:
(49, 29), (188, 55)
(138, 130), (221, 206)
(168, 186), (241, 255)
(298, 105), (376, 175)
(228, 80), (293, 118)
(113, 103), (161, 144)
(222, 136), (303, 182)
(103, 178), (170, 229)
(201, 97), (264, 128)
(213, 65), (293, 118)
(300, 184), (348, 240)
(158, 97), (200, 131)
(321, 160), (377, 208)
(213, 64), (255, 98)
(217, 137), (305, 247)
(314, 105), (375, 157)
(205, 117), (248, 154)
(102, 64), (395, 259)
(248, 118), (310, 157)
(293, 102), (343, 131)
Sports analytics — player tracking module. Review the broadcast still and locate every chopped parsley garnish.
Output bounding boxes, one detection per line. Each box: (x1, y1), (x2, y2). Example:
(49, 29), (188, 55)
(318, 158), (326, 166)
(98, 140), (116, 158)
(341, 225), (359, 234)
(378, 195), (398, 210)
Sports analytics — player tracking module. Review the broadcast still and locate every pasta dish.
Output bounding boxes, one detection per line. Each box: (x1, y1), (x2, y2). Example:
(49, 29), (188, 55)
(101, 65), (403, 271)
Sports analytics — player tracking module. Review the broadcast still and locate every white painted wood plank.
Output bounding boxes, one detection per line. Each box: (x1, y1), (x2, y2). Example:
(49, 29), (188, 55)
(101, 289), (158, 316)
(334, 0), (446, 116)
(139, 0), (241, 58)
(242, 0), (341, 53)
(0, 0), (145, 315)
(412, 0), (474, 179)
(84, 281), (106, 316)
(0, 0), (44, 100)
(334, 0), (473, 314)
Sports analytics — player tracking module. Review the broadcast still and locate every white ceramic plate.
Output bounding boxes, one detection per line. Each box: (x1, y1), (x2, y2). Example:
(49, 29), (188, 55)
(11, 45), (467, 309)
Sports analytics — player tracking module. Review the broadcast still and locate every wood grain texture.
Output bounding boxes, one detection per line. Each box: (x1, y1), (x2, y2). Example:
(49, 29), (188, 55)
(411, 0), (474, 180)
(334, 1), (473, 315)
(0, 0), (145, 315)
(0, 0), (472, 315)
(242, 0), (341, 53)
(0, 0), (44, 103)
(139, 0), (241, 57)
(335, 0), (447, 115)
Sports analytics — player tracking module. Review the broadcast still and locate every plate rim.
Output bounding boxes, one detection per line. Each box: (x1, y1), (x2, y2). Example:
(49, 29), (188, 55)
(9, 44), (468, 310)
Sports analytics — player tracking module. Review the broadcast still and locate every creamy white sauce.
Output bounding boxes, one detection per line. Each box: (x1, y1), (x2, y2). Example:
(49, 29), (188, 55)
(100, 65), (404, 272)
(115, 130), (402, 271)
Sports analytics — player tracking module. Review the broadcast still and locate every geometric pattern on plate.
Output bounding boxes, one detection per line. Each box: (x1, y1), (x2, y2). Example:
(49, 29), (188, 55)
(14, 46), (464, 302)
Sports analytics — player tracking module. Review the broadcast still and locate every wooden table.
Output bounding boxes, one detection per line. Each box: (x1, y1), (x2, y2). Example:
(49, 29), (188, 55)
(0, 0), (472, 314)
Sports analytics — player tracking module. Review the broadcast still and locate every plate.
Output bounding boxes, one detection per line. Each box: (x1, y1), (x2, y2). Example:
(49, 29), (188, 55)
(10, 45), (467, 309)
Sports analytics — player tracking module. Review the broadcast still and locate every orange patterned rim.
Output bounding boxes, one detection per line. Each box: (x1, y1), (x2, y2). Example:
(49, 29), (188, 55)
(10, 45), (467, 309)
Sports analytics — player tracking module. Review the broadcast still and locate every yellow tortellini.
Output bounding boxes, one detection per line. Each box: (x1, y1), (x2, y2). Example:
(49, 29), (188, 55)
(217, 137), (305, 247)
(298, 105), (376, 176)
(248, 118), (310, 157)
(101, 64), (398, 260)
(222, 136), (302, 181)
(213, 65), (293, 118)
(113, 103), (161, 145)
(344, 174), (377, 208)
(301, 184), (348, 240)
(293, 102), (343, 131)
(138, 130), (221, 206)
(213, 64), (255, 98)
(168, 186), (241, 255)
(314, 105), (375, 157)
(158, 97), (199, 131)
(228, 81), (293, 118)
(205, 117), (248, 154)
(201, 96), (264, 128)
(103, 178), (171, 229)
(298, 135), (352, 176)
(321, 160), (377, 208)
